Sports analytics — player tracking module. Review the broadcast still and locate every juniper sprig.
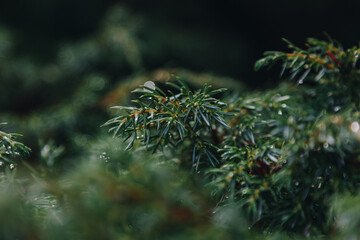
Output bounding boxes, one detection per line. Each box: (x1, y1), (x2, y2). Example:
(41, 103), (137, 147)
(103, 76), (231, 169)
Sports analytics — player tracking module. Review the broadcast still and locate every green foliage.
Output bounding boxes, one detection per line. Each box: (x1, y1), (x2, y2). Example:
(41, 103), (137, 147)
(0, 137), (259, 240)
(103, 37), (360, 237)
(103, 77), (230, 169)
(0, 123), (30, 170)
(1, 35), (360, 239)
(255, 37), (360, 107)
(207, 89), (294, 225)
(332, 194), (360, 239)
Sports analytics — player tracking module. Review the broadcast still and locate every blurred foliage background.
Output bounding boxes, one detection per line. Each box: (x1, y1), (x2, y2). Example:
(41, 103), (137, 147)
(0, 1), (360, 239)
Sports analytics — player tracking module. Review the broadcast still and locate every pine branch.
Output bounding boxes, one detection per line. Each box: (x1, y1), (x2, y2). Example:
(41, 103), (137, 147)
(0, 123), (31, 170)
(103, 77), (230, 169)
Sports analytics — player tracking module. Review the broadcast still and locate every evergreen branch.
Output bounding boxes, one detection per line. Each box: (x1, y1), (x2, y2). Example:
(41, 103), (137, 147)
(0, 124), (31, 170)
(104, 78), (230, 169)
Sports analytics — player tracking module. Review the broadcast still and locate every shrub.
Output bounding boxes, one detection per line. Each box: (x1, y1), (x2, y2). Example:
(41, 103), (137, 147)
(105, 37), (360, 236)
(1, 37), (360, 239)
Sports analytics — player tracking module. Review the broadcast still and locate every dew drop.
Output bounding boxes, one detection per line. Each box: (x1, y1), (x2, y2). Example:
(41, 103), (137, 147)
(149, 110), (154, 119)
(41, 145), (51, 157)
(143, 81), (156, 92)
(334, 106), (341, 112)
(350, 121), (360, 133)
(100, 152), (110, 162)
(134, 113), (139, 123)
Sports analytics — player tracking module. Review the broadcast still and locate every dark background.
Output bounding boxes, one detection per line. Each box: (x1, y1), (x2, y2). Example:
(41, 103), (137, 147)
(0, 0), (359, 86)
